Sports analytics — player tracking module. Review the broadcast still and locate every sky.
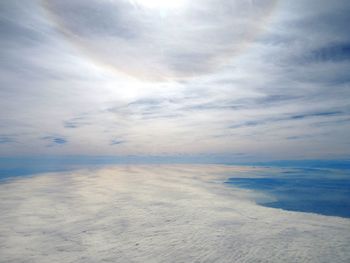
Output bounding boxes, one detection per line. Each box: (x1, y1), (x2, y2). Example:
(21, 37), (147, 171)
(1, 0), (350, 161)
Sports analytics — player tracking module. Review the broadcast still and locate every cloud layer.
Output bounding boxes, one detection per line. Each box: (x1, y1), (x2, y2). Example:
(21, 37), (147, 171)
(0, 0), (350, 159)
(0, 165), (349, 262)
(42, 0), (277, 80)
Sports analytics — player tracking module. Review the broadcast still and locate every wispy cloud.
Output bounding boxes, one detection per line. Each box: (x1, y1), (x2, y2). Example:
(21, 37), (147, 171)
(0, 135), (15, 144)
(41, 136), (67, 146)
(110, 139), (125, 146)
(64, 116), (91, 129)
(0, 0), (349, 159)
(229, 111), (344, 129)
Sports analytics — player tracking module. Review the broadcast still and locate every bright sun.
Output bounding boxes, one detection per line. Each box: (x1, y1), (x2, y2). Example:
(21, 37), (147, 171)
(130, 0), (187, 10)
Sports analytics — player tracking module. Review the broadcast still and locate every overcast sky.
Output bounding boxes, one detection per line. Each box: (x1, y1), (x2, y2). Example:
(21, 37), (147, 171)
(0, 0), (350, 160)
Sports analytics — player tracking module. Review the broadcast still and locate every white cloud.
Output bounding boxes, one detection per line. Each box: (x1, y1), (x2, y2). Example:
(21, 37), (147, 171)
(0, 0), (349, 159)
(0, 165), (349, 262)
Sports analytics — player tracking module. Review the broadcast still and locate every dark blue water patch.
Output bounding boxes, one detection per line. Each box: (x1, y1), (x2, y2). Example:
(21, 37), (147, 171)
(225, 173), (350, 218)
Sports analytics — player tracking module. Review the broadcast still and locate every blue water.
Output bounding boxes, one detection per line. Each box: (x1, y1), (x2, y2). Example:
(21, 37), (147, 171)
(225, 168), (350, 218)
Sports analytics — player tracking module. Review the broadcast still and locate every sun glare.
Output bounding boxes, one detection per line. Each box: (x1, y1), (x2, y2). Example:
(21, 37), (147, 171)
(130, 0), (187, 10)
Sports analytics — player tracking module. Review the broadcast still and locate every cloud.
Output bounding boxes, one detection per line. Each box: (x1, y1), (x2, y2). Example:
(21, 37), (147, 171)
(0, 166), (349, 262)
(110, 139), (125, 146)
(0, 0), (350, 159)
(0, 135), (15, 144)
(229, 111), (344, 129)
(64, 116), (91, 129)
(300, 43), (350, 63)
(42, 136), (67, 146)
(42, 0), (278, 80)
(290, 111), (342, 120)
